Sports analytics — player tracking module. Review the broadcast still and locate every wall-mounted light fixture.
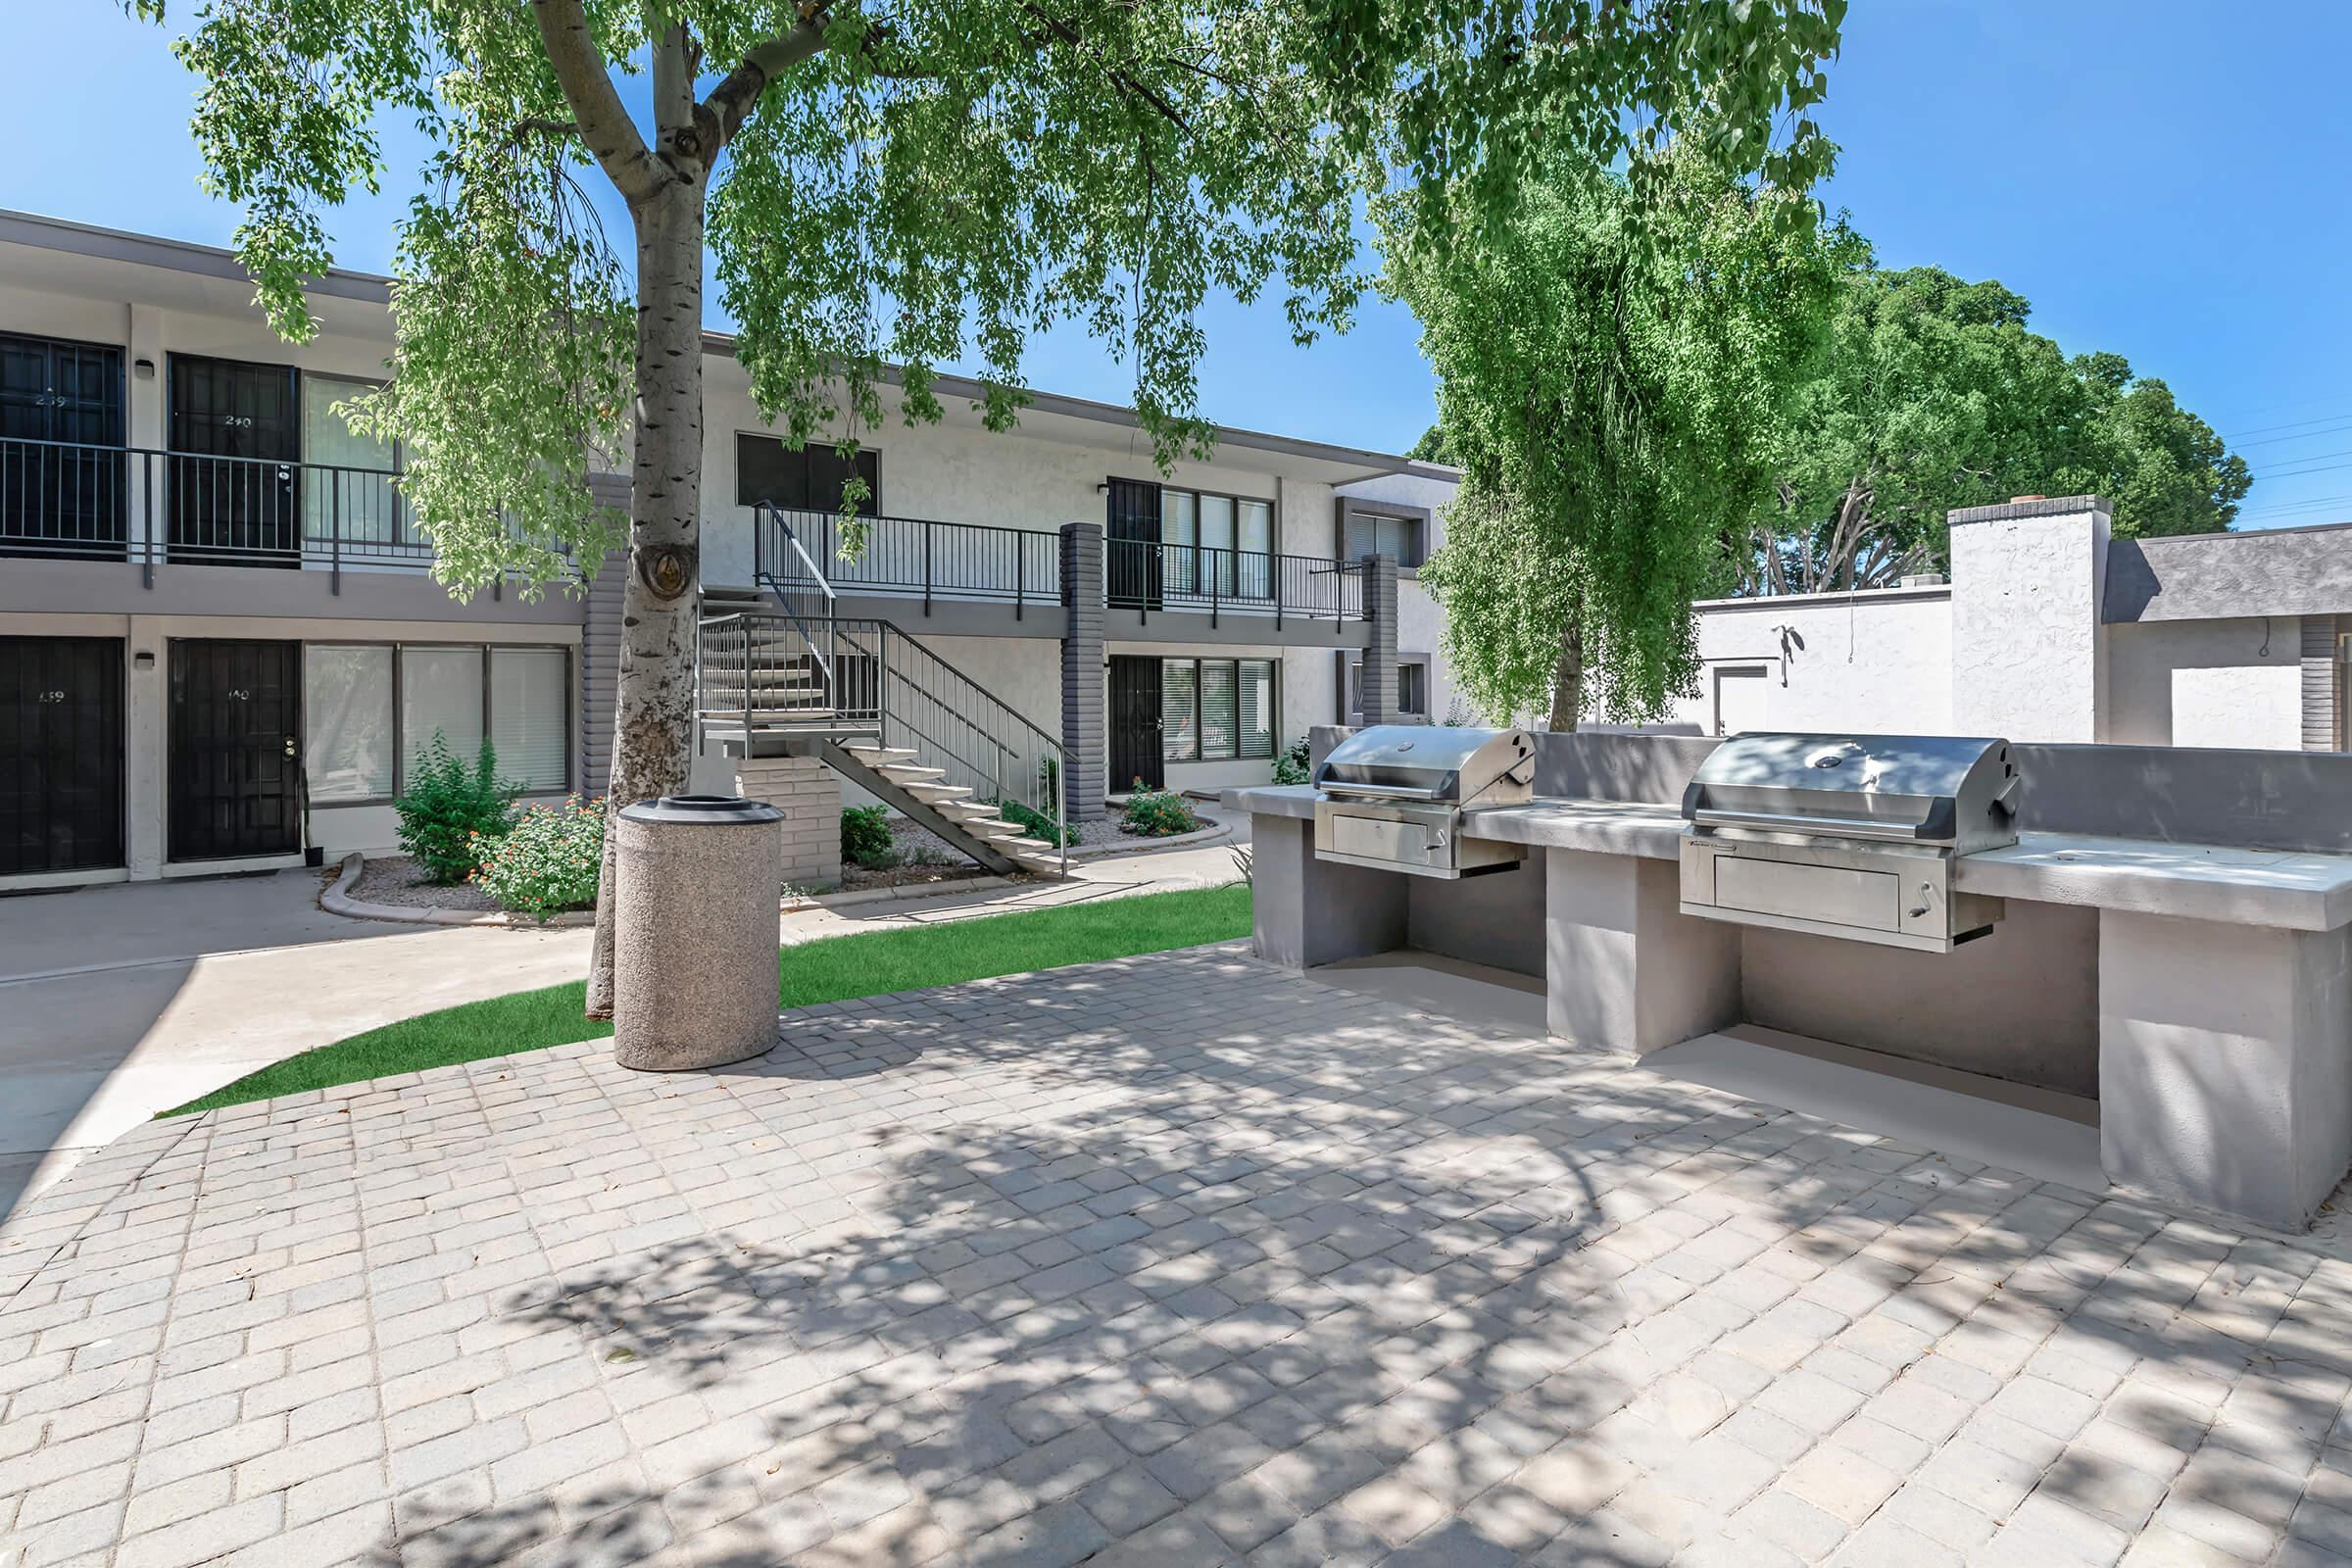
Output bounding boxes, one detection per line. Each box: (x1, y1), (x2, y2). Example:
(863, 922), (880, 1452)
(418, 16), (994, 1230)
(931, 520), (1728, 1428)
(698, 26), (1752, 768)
(133, 650), (157, 670)
(1095, 481), (1110, 496)
(133, 358), (157, 380)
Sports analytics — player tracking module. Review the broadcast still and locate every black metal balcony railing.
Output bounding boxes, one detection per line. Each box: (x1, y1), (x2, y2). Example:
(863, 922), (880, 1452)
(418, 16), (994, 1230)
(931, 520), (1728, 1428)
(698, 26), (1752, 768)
(756, 504), (1063, 617)
(0, 437), (428, 583)
(1105, 537), (1364, 627)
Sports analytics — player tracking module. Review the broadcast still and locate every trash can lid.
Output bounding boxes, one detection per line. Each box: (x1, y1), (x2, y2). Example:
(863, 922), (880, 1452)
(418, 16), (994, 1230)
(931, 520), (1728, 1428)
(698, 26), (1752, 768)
(618, 794), (785, 825)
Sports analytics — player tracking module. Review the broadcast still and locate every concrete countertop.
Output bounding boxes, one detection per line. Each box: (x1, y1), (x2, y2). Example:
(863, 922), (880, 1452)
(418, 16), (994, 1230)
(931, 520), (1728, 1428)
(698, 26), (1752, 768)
(1226, 786), (2352, 931)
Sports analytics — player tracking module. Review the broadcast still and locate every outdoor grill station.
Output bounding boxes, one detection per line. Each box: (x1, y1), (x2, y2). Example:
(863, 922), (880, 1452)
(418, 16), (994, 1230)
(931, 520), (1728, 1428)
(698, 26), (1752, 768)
(1233, 725), (2352, 1233)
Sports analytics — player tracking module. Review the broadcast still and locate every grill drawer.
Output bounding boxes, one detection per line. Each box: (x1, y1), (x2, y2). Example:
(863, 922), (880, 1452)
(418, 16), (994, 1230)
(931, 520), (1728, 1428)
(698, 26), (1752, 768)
(1330, 813), (1432, 863)
(1713, 856), (1900, 931)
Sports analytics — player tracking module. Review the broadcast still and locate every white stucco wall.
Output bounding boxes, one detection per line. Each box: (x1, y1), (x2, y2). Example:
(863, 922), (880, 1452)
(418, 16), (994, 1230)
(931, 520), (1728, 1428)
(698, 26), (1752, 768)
(2107, 616), (2305, 750)
(1662, 587), (1956, 736)
(1949, 507), (2111, 743)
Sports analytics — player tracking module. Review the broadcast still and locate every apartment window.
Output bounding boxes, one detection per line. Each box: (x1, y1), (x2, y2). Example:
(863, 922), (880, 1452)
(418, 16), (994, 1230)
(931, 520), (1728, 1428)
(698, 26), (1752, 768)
(307, 642), (569, 802)
(736, 432), (881, 513)
(1339, 503), (1427, 568)
(1159, 488), (1275, 598)
(304, 645), (395, 802)
(1162, 658), (1277, 761)
(1348, 656), (1430, 719)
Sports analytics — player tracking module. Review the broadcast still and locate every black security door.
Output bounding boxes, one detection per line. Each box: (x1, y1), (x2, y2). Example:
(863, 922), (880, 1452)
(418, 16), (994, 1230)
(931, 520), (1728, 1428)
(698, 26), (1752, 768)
(1107, 656), (1164, 793)
(0, 333), (127, 559)
(0, 638), (124, 875)
(1104, 478), (1162, 611)
(170, 640), (303, 861)
(170, 356), (301, 565)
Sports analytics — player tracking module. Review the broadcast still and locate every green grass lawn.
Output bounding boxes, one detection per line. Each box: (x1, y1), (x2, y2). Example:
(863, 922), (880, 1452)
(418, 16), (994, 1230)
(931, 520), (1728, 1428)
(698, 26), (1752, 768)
(164, 882), (1251, 1118)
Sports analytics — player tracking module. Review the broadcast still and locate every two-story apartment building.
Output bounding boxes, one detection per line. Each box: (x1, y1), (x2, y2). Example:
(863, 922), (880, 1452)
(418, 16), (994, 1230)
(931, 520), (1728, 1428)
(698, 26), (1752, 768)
(0, 209), (1457, 893)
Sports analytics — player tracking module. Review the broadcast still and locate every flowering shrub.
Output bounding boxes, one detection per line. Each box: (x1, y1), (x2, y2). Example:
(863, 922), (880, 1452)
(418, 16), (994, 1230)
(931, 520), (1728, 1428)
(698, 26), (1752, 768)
(1120, 782), (1201, 837)
(469, 797), (605, 921)
(395, 732), (517, 884)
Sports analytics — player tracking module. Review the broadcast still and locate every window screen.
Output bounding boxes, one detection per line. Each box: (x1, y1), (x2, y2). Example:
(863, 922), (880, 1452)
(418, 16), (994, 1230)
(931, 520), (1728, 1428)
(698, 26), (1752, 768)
(491, 648), (568, 792)
(305, 645), (394, 802)
(1200, 660), (1239, 760)
(400, 646), (484, 777)
(1239, 660), (1275, 759)
(1162, 489), (1198, 594)
(1236, 501), (1273, 599)
(1343, 508), (1422, 567)
(1160, 660), (1198, 761)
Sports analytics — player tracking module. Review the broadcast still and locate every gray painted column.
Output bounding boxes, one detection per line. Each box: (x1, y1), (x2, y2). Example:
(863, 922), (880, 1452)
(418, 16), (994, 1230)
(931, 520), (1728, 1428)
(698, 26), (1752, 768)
(580, 471), (634, 796)
(2099, 910), (2352, 1230)
(1546, 848), (1740, 1056)
(1060, 522), (1107, 819)
(1359, 553), (1399, 726)
(1250, 813), (1406, 969)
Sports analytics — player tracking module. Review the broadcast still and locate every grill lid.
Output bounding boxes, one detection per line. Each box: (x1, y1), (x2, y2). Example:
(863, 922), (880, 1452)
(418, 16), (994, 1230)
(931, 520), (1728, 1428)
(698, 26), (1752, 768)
(1683, 732), (2020, 851)
(1316, 725), (1534, 805)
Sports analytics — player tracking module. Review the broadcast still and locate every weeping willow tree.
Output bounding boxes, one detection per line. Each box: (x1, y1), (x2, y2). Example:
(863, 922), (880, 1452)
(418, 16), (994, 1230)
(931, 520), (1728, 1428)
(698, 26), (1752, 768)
(145, 0), (1842, 1010)
(1385, 154), (1859, 729)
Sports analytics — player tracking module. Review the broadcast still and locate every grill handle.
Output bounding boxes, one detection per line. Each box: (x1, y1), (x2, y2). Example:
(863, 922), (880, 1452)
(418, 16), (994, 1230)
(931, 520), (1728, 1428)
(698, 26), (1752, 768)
(1319, 781), (1447, 802)
(1691, 806), (1936, 842)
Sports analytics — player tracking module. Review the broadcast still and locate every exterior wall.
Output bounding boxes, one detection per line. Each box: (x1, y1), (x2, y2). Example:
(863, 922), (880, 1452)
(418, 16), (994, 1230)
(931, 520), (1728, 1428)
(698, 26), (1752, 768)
(1949, 499), (2112, 743)
(2108, 617), (2304, 751)
(1665, 587), (1954, 736)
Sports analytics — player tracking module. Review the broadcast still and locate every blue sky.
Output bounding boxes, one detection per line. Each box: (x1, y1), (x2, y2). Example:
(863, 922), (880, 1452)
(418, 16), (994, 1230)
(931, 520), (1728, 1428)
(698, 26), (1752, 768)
(4, 1), (2343, 528)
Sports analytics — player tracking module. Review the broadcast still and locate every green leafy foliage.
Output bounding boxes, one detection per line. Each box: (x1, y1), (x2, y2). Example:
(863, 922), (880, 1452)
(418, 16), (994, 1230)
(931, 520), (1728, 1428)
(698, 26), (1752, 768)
(993, 798), (1071, 849)
(1738, 268), (2254, 592)
(394, 733), (518, 884)
(149, 0), (1843, 592)
(1387, 151), (1857, 728)
(469, 796), (604, 921)
(840, 804), (895, 868)
(1272, 738), (1310, 787)
(1121, 785), (1201, 838)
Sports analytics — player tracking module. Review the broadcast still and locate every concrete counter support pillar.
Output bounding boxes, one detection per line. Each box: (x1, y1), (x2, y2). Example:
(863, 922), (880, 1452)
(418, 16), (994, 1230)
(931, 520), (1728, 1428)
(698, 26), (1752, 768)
(1546, 849), (1740, 1057)
(2099, 911), (2352, 1230)
(1250, 813), (1405, 969)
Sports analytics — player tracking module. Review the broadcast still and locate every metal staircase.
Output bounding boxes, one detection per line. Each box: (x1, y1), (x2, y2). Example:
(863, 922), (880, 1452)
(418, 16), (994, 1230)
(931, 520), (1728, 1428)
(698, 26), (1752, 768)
(697, 506), (1070, 879)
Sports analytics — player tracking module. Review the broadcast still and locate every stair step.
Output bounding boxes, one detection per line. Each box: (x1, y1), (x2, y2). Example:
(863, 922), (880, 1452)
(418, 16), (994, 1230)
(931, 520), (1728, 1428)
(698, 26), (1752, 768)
(906, 783), (972, 802)
(880, 764), (947, 783)
(934, 801), (1000, 819)
(998, 837), (1057, 854)
(966, 819), (1022, 839)
(842, 745), (918, 762)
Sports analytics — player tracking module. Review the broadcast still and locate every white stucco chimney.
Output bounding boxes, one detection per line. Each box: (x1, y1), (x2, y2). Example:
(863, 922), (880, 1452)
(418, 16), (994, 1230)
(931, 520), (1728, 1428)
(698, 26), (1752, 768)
(1947, 495), (2113, 743)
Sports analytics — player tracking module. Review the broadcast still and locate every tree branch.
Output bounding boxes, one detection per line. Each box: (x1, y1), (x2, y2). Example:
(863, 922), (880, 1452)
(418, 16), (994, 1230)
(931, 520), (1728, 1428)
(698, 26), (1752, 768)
(1022, 2), (1192, 134)
(703, 11), (833, 151)
(511, 117), (582, 144)
(530, 0), (662, 204)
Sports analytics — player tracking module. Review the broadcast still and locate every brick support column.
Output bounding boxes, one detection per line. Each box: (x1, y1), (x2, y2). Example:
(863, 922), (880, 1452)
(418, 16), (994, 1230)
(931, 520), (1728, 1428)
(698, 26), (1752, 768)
(733, 756), (841, 890)
(1358, 553), (1399, 726)
(1060, 522), (1107, 819)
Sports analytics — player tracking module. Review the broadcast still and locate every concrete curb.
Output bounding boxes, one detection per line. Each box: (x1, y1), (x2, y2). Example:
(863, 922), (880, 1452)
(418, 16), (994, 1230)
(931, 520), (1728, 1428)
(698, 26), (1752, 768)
(1065, 812), (1234, 859)
(319, 854), (596, 929)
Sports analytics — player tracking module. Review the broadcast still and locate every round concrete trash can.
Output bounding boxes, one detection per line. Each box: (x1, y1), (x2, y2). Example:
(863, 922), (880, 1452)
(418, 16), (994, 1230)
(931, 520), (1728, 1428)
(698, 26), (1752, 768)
(613, 795), (783, 1071)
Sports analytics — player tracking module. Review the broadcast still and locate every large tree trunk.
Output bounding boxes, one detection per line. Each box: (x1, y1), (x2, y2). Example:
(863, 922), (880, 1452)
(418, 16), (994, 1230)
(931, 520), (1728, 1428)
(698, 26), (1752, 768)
(586, 182), (709, 1017)
(1548, 615), (1584, 733)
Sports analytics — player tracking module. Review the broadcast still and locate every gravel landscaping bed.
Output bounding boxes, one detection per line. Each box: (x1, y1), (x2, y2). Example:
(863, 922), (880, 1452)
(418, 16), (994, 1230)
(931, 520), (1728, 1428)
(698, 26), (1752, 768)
(346, 855), (502, 912)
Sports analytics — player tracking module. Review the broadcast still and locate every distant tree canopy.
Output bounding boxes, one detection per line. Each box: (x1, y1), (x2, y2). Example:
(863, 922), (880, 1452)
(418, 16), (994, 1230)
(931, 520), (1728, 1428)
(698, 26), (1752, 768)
(1386, 152), (1855, 730)
(1735, 266), (2251, 595)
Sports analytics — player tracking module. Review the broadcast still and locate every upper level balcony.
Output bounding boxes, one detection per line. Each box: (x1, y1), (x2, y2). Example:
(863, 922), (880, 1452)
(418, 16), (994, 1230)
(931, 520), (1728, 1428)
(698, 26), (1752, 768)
(751, 504), (1369, 644)
(1, 436), (432, 584)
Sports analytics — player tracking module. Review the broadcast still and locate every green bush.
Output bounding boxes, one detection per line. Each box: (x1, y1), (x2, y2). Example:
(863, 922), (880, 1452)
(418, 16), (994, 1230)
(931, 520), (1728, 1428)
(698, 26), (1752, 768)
(1272, 737), (1311, 786)
(470, 797), (604, 921)
(1121, 781), (1201, 837)
(395, 733), (517, 884)
(841, 804), (896, 867)
(994, 797), (1072, 848)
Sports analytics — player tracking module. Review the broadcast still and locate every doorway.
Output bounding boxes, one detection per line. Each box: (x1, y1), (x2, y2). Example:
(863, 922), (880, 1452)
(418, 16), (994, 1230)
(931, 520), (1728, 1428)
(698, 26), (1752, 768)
(169, 356), (302, 566)
(0, 637), (124, 875)
(0, 333), (126, 560)
(1104, 478), (1162, 612)
(1107, 656), (1164, 793)
(170, 640), (304, 861)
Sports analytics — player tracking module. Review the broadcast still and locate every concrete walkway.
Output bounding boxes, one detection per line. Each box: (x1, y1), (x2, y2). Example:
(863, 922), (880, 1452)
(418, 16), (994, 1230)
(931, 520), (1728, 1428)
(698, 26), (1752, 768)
(0, 831), (1249, 1218)
(8, 946), (2352, 1568)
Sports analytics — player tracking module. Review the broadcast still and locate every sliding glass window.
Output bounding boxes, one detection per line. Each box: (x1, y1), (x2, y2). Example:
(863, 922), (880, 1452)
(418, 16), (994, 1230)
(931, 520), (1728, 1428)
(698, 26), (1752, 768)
(1161, 657), (1278, 761)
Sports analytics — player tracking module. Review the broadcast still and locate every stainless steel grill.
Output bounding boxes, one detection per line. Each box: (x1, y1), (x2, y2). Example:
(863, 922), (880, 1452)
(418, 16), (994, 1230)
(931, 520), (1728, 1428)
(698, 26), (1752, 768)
(1679, 732), (2021, 952)
(1313, 725), (1535, 879)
